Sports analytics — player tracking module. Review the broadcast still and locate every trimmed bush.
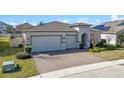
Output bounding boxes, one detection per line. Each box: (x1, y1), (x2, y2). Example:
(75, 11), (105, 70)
(16, 52), (31, 59)
(105, 44), (117, 50)
(96, 39), (106, 47)
(89, 47), (106, 52)
(25, 45), (32, 54)
(99, 48), (106, 51)
(89, 47), (101, 52)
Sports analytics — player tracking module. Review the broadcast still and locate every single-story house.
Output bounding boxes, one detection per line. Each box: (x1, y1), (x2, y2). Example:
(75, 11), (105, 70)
(22, 21), (91, 52)
(9, 23), (33, 47)
(15, 23), (33, 34)
(101, 26), (124, 44)
(0, 21), (13, 34)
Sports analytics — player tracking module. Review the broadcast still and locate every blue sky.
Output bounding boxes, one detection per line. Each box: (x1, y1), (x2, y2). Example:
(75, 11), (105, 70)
(0, 15), (124, 27)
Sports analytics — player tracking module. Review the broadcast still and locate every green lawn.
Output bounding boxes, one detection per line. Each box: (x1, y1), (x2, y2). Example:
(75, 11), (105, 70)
(90, 48), (124, 61)
(0, 36), (39, 78)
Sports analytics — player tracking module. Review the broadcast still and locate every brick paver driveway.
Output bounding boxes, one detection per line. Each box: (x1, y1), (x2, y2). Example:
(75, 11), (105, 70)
(33, 49), (104, 74)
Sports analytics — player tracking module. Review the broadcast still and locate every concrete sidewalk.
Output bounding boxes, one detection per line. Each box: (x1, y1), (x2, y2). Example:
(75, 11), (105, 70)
(28, 75), (41, 78)
(40, 59), (124, 78)
(65, 65), (124, 78)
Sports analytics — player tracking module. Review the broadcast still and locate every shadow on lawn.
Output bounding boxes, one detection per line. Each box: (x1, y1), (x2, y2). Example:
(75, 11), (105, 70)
(3, 66), (22, 74)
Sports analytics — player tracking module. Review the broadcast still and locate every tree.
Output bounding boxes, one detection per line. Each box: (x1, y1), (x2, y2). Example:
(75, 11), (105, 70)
(117, 34), (124, 44)
(90, 31), (98, 48)
(5, 26), (15, 33)
(105, 34), (114, 44)
(37, 22), (44, 26)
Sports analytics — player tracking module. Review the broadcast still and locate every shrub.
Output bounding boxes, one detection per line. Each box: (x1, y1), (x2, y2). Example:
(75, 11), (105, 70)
(90, 42), (93, 48)
(117, 34), (124, 44)
(89, 47), (101, 52)
(116, 44), (124, 48)
(99, 48), (106, 51)
(18, 44), (23, 48)
(89, 47), (106, 52)
(105, 44), (117, 50)
(16, 52), (31, 59)
(0, 48), (4, 52)
(79, 43), (83, 49)
(25, 45), (32, 54)
(96, 39), (106, 47)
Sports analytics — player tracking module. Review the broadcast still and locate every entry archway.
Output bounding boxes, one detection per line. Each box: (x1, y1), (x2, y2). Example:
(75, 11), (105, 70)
(81, 33), (88, 48)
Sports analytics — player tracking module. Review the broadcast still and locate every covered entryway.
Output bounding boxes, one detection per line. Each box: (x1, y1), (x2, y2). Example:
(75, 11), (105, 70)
(81, 33), (88, 48)
(66, 35), (77, 49)
(32, 36), (61, 52)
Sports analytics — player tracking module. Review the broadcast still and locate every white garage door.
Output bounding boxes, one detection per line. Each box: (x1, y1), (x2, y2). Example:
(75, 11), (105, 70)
(32, 36), (61, 52)
(66, 35), (77, 49)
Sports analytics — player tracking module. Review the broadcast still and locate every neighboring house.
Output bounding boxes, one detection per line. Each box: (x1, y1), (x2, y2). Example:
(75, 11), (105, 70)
(9, 23), (33, 47)
(15, 23), (33, 34)
(93, 20), (124, 45)
(90, 28), (102, 45)
(101, 26), (124, 44)
(0, 21), (12, 34)
(22, 21), (91, 52)
(93, 20), (124, 31)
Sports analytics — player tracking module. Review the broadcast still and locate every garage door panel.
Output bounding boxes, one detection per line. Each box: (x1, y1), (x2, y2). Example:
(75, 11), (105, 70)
(66, 35), (77, 49)
(32, 36), (61, 52)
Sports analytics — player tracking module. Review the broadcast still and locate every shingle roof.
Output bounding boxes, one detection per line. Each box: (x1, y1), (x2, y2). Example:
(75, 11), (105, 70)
(23, 21), (77, 32)
(103, 20), (124, 27)
(102, 26), (124, 34)
(91, 28), (103, 32)
(70, 22), (92, 27)
(117, 22), (124, 26)
(0, 21), (12, 27)
(15, 23), (33, 31)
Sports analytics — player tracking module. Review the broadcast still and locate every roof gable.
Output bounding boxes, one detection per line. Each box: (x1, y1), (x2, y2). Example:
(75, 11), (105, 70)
(15, 23), (33, 31)
(0, 21), (12, 27)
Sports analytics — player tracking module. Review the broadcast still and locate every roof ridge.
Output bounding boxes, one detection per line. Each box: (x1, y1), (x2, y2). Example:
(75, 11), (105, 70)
(16, 23), (33, 26)
(0, 21), (11, 26)
(23, 21), (77, 32)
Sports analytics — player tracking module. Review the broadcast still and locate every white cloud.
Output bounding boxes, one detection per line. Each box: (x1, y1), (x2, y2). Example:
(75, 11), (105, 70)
(60, 19), (69, 23)
(111, 15), (118, 20)
(9, 20), (28, 27)
(23, 20), (27, 23)
(48, 19), (69, 23)
(9, 21), (19, 27)
(31, 23), (37, 26)
(111, 15), (124, 21)
(56, 19), (69, 23)
(96, 19), (101, 25)
(76, 17), (89, 23)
